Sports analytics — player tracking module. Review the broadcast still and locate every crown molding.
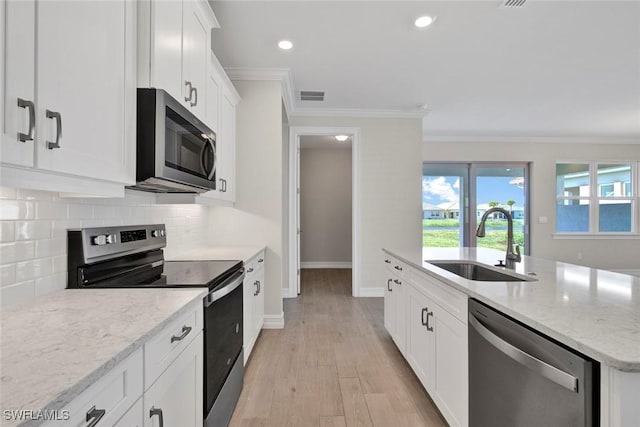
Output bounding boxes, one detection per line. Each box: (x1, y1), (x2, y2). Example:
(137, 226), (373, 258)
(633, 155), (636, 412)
(223, 67), (427, 119)
(423, 135), (640, 145)
(291, 107), (427, 119)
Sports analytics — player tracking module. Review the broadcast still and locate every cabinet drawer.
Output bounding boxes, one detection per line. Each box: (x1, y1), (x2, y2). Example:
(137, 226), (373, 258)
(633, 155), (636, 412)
(383, 255), (407, 278)
(144, 301), (203, 389)
(43, 348), (143, 427)
(245, 250), (265, 275)
(405, 268), (468, 324)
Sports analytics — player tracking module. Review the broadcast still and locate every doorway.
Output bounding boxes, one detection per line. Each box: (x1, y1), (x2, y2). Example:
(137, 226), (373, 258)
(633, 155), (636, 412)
(288, 127), (361, 298)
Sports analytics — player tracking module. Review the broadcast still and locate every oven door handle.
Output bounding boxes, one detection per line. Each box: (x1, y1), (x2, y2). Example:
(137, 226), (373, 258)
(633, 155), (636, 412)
(204, 269), (245, 307)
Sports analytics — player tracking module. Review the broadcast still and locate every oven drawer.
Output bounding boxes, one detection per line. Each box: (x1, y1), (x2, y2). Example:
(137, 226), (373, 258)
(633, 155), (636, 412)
(144, 300), (203, 389)
(42, 348), (143, 427)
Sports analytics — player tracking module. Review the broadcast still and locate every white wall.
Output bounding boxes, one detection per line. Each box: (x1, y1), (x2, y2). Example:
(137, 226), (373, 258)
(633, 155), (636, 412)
(0, 188), (209, 308)
(423, 140), (640, 269)
(290, 116), (423, 293)
(205, 80), (285, 318)
(300, 146), (352, 265)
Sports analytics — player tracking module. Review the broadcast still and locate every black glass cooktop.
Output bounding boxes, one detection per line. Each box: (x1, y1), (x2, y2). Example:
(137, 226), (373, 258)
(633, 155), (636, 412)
(150, 260), (243, 290)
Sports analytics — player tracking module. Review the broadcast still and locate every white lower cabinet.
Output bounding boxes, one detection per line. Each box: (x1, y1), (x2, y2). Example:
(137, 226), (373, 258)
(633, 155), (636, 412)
(44, 302), (204, 427)
(114, 398), (143, 427)
(243, 249), (265, 364)
(143, 331), (203, 427)
(383, 254), (468, 427)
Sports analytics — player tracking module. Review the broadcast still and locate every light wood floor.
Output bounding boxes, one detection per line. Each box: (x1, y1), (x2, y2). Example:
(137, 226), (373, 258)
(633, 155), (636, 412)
(229, 269), (448, 427)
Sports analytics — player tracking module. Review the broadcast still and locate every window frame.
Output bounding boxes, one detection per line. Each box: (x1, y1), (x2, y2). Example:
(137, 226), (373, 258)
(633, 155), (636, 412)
(555, 161), (639, 237)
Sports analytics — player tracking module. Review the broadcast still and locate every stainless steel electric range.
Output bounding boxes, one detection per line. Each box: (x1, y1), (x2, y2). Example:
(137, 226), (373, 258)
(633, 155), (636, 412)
(67, 224), (243, 427)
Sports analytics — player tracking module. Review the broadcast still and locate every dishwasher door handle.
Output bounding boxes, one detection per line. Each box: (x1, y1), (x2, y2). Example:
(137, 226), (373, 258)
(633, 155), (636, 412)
(469, 313), (578, 393)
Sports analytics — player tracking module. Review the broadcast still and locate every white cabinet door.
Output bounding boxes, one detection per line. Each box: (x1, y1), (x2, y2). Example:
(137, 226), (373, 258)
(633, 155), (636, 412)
(144, 331), (203, 427)
(205, 53), (220, 133)
(253, 260), (265, 339)
(217, 90), (237, 202)
(35, 0), (134, 184)
(392, 277), (406, 353)
(114, 398), (143, 427)
(433, 305), (468, 427)
(1, 0), (35, 167)
(384, 277), (394, 337)
(182, 0), (208, 118)
(243, 267), (254, 365)
(149, 0), (183, 103)
(405, 284), (435, 391)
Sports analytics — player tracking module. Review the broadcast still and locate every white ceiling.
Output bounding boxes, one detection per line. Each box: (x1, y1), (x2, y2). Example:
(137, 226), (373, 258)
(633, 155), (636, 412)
(210, 1), (640, 142)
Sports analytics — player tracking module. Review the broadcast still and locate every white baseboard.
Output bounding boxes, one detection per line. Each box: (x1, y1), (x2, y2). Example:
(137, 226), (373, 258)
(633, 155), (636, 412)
(358, 287), (385, 298)
(613, 269), (640, 277)
(300, 262), (352, 269)
(263, 313), (285, 329)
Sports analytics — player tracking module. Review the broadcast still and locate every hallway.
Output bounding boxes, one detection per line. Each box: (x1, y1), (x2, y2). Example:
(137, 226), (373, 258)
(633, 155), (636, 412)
(229, 269), (448, 427)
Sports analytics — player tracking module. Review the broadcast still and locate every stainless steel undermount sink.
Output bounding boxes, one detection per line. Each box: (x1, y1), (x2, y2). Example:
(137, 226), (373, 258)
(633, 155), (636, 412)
(426, 260), (537, 282)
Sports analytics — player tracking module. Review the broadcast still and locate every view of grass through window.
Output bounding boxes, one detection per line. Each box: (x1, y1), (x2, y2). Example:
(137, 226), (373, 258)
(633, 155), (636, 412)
(423, 164), (527, 251)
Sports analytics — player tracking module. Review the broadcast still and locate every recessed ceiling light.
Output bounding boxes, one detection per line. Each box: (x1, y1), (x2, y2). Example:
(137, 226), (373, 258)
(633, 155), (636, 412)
(414, 15), (435, 28)
(335, 135), (349, 142)
(278, 40), (293, 50)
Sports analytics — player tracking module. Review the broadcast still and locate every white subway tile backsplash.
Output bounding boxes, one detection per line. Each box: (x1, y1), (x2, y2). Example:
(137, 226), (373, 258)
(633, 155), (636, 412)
(35, 238), (66, 258)
(0, 201), (35, 220)
(0, 264), (16, 287)
(0, 241), (36, 264)
(15, 258), (53, 282)
(15, 221), (52, 241)
(36, 201), (67, 219)
(0, 188), (209, 308)
(68, 203), (93, 219)
(0, 221), (15, 242)
(35, 272), (66, 297)
(1, 280), (36, 308)
(0, 187), (17, 200)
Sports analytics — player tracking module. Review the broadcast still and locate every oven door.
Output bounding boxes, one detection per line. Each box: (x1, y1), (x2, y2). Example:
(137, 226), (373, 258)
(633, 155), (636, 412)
(204, 269), (244, 423)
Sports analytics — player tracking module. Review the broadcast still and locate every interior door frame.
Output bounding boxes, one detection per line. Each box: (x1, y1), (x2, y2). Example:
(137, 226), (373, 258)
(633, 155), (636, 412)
(287, 126), (361, 298)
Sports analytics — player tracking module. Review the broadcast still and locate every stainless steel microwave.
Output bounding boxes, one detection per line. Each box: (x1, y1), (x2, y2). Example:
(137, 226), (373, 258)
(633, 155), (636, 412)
(131, 89), (216, 193)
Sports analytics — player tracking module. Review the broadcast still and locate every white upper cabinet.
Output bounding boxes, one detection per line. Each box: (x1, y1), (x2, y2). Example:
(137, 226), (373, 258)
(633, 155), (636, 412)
(35, 1), (134, 184)
(139, 0), (217, 124)
(1, 0), (136, 196)
(1, 0), (35, 168)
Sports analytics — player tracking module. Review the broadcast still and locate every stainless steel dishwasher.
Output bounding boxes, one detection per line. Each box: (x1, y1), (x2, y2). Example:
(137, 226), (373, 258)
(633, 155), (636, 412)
(468, 299), (598, 427)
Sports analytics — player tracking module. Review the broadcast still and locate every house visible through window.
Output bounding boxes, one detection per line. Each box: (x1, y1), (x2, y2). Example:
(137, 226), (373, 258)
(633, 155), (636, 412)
(556, 162), (637, 233)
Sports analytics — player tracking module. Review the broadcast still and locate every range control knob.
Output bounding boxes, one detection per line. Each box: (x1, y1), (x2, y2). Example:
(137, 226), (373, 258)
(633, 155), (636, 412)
(92, 235), (107, 246)
(106, 234), (117, 244)
(151, 229), (165, 238)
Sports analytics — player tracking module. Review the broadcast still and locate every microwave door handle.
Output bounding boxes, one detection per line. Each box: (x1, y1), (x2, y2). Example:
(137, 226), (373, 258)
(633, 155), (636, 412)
(208, 140), (217, 180)
(199, 141), (208, 178)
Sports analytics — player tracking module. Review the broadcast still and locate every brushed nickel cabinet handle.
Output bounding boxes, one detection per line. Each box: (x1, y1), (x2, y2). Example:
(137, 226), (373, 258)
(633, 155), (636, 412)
(254, 280), (260, 296)
(421, 308), (428, 326)
(85, 405), (105, 427)
(387, 279), (392, 292)
(184, 81), (193, 102)
(426, 311), (434, 332)
(149, 407), (164, 427)
(45, 110), (62, 149)
(17, 98), (35, 142)
(190, 86), (198, 107)
(394, 265), (403, 271)
(170, 325), (192, 343)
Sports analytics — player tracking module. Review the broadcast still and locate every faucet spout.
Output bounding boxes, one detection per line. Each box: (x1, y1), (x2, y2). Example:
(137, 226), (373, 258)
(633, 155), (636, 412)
(476, 207), (521, 269)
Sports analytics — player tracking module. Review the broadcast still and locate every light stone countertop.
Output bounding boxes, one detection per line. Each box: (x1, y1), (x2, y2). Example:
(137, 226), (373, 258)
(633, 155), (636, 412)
(383, 247), (640, 372)
(0, 288), (207, 427)
(165, 245), (266, 262)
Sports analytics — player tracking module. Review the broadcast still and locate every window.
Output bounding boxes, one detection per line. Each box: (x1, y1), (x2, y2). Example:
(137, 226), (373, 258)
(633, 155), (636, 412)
(556, 162), (637, 234)
(423, 162), (529, 252)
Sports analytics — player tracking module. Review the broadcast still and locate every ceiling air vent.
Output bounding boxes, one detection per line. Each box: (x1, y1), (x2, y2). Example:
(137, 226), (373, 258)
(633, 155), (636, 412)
(501, 0), (527, 7)
(300, 91), (325, 101)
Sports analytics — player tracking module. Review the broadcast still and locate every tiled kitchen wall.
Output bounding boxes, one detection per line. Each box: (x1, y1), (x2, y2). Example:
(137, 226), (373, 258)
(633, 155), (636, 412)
(0, 187), (209, 308)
